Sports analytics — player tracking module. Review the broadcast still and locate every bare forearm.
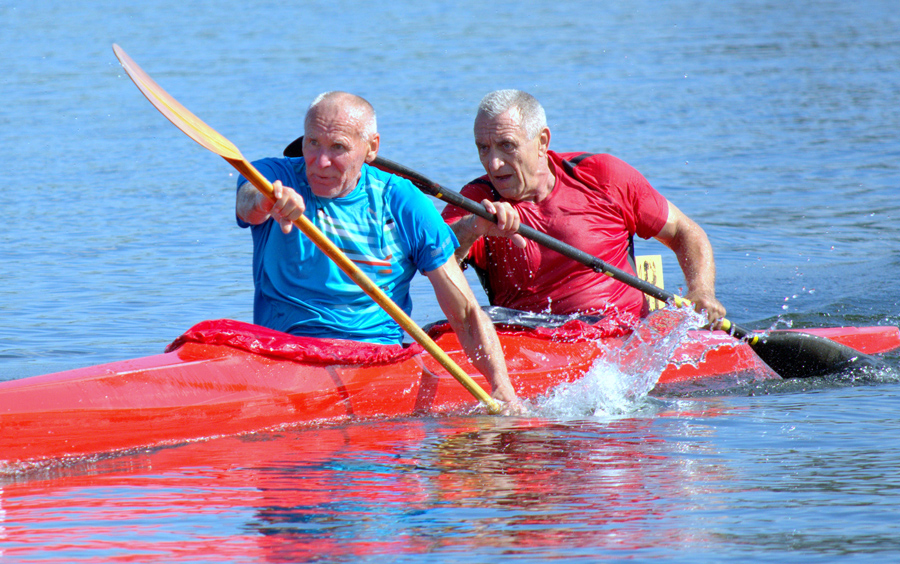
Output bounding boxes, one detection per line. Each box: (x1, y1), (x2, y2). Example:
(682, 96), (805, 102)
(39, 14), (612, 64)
(446, 201), (526, 263)
(673, 224), (716, 295)
(669, 221), (726, 320)
(235, 182), (272, 225)
(447, 215), (482, 263)
(447, 306), (513, 398)
(427, 260), (517, 402)
(655, 202), (724, 320)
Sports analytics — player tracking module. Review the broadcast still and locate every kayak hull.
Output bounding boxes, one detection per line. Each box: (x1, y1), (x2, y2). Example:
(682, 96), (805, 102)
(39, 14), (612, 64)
(2, 321), (898, 465)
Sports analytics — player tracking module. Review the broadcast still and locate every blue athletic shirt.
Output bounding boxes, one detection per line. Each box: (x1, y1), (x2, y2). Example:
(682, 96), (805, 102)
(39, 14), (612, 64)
(236, 157), (458, 344)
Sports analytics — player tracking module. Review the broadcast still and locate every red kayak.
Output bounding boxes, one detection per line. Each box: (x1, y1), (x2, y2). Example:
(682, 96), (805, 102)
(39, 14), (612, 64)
(2, 316), (898, 466)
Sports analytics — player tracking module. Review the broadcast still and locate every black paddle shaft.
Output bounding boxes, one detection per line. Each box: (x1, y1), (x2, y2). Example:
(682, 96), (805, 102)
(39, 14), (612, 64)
(370, 156), (674, 305)
(283, 137), (879, 378)
(369, 157), (881, 379)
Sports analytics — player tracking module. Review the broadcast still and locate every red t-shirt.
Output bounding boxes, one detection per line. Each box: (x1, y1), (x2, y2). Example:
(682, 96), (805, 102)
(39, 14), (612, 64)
(441, 151), (669, 319)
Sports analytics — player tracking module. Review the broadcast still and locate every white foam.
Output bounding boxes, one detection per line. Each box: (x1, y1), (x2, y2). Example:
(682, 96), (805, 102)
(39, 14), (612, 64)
(535, 307), (707, 419)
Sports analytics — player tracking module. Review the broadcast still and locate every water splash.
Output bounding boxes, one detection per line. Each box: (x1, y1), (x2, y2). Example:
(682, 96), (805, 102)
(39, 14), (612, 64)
(536, 307), (707, 419)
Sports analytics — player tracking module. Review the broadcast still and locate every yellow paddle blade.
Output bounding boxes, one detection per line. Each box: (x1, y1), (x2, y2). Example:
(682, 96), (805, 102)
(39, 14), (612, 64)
(112, 44), (243, 161)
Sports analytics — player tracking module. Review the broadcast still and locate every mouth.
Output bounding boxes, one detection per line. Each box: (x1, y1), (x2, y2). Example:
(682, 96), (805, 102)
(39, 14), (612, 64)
(307, 172), (352, 197)
(491, 172), (514, 184)
(308, 172), (336, 186)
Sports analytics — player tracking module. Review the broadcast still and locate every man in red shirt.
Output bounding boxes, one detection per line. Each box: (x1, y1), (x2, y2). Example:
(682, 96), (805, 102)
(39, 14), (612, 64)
(441, 89), (725, 324)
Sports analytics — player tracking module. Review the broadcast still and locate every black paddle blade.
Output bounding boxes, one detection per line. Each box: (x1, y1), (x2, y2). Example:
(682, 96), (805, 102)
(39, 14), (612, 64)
(749, 331), (879, 379)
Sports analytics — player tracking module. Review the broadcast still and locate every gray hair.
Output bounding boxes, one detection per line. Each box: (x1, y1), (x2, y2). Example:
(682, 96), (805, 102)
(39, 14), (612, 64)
(307, 91), (378, 141)
(477, 89), (547, 140)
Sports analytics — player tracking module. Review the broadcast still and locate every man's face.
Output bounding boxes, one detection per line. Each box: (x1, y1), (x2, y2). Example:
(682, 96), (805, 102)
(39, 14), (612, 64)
(474, 109), (548, 202)
(302, 103), (378, 199)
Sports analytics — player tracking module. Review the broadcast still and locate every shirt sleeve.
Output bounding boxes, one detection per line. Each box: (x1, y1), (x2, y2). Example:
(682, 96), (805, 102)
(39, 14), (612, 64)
(621, 163), (668, 239)
(389, 177), (459, 273)
(573, 154), (669, 239)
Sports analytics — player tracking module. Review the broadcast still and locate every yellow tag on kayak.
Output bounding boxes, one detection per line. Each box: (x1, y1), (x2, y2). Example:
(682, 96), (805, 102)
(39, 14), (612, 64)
(636, 254), (664, 311)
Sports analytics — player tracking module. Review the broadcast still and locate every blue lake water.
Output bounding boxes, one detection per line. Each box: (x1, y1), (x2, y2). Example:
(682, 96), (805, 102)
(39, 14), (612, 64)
(1, 0), (899, 561)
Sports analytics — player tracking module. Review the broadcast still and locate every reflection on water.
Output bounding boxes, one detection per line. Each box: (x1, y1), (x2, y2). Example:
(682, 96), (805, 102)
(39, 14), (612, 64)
(3, 387), (900, 562)
(0, 410), (737, 562)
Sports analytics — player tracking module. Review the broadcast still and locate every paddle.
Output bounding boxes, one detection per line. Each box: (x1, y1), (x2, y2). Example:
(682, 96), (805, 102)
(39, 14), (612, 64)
(112, 45), (502, 414)
(305, 148), (874, 379)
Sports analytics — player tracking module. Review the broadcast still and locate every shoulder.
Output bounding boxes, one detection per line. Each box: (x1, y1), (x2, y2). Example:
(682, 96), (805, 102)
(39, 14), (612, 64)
(550, 151), (634, 182)
(361, 162), (392, 184)
(246, 156), (306, 183)
(250, 156), (303, 171)
(368, 166), (440, 219)
(550, 151), (659, 202)
(364, 164), (422, 201)
(440, 176), (498, 222)
(460, 175), (498, 200)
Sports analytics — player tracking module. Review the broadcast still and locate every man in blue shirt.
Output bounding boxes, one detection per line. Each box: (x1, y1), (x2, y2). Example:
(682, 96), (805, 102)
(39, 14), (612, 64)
(236, 91), (516, 404)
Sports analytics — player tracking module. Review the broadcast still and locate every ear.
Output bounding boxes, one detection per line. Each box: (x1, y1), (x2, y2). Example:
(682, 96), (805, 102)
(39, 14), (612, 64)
(365, 132), (380, 163)
(538, 127), (551, 156)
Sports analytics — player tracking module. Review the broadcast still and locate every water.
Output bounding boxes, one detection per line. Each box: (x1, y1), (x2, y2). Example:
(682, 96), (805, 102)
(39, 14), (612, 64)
(2, 0), (900, 561)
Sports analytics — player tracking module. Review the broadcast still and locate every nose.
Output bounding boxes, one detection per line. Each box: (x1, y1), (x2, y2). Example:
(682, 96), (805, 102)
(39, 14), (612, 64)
(485, 149), (504, 171)
(307, 147), (331, 169)
(315, 151), (332, 168)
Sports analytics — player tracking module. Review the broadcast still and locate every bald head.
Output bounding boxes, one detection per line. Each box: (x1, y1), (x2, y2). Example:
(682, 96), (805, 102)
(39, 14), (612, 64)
(301, 91), (380, 198)
(305, 91), (377, 142)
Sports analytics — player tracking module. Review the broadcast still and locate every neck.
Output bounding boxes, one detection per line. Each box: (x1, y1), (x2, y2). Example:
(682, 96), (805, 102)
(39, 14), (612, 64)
(329, 172), (362, 199)
(527, 166), (556, 204)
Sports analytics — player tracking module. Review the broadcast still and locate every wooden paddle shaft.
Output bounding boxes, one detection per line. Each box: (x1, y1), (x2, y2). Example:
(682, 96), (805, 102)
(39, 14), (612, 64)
(112, 45), (502, 413)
